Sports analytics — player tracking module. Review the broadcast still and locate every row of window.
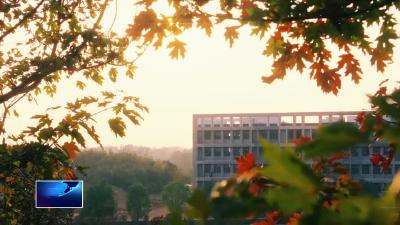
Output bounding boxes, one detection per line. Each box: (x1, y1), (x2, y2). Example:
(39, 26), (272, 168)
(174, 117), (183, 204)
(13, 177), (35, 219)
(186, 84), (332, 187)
(350, 164), (399, 175)
(350, 145), (392, 157)
(197, 147), (263, 160)
(197, 164), (238, 177)
(197, 129), (317, 143)
(196, 163), (400, 178)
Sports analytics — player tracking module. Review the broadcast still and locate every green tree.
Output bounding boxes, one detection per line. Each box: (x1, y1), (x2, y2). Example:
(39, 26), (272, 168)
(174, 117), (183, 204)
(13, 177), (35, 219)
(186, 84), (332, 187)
(0, 143), (74, 225)
(80, 181), (115, 220)
(161, 181), (190, 213)
(1, 0), (148, 149)
(126, 183), (150, 221)
(1, 1), (147, 223)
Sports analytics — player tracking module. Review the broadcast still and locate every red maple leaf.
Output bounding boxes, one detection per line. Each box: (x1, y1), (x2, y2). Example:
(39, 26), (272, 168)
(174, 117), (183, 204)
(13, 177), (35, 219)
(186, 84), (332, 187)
(370, 153), (383, 166)
(374, 86), (387, 97)
(293, 136), (311, 146)
(236, 152), (256, 175)
(266, 210), (280, 223)
(249, 183), (260, 196)
(287, 212), (302, 225)
(328, 152), (350, 164)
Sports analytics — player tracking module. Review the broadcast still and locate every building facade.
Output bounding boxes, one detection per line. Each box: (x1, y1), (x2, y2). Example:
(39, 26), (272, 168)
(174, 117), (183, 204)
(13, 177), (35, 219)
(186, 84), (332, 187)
(193, 112), (397, 192)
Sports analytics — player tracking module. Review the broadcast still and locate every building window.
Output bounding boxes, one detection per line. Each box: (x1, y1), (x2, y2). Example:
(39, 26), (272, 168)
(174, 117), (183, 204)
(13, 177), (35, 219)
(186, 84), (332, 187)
(362, 165), (370, 174)
(395, 164), (400, 172)
(280, 130), (287, 143)
(252, 131), (259, 144)
(232, 164), (237, 173)
(223, 147), (230, 158)
(243, 147), (250, 155)
(204, 147), (212, 157)
(197, 130), (203, 144)
(373, 166), (380, 175)
(361, 147), (370, 156)
(223, 164), (230, 174)
(258, 130), (268, 139)
(252, 147), (259, 157)
(214, 131), (222, 140)
(243, 130), (250, 140)
(295, 129), (302, 139)
(204, 131), (212, 140)
(270, 130), (278, 141)
(214, 165), (221, 174)
(197, 147), (203, 160)
(311, 129), (317, 139)
(351, 165), (359, 175)
(233, 147), (241, 157)
(214, 147), (222, 157)
(384, 166), (392, 175)
(372, 146), (381, 154)
(197, 164), (203, 177)
(258, 147), (263, 158)
(304, 129), (311, 137)
(223, 131), (231, 140)
(351, 147), (359, 157)
(233, 130), (241, 140)
(287, 129), (294, 140)
(204, 164), (211, 173)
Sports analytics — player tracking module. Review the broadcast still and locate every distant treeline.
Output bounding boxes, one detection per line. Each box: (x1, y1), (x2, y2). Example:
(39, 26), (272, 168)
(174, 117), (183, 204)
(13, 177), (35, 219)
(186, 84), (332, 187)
(76, 147), (191, 193)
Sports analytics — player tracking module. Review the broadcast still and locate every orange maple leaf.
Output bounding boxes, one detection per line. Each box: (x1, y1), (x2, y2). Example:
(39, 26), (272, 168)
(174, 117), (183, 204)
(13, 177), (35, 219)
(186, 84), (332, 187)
(225, 26), (239, 47)
(64, 168), (78, 180)
(167, 39), (186, 59)
(63, 142), (79, 161)
(371, 48), (391, 73)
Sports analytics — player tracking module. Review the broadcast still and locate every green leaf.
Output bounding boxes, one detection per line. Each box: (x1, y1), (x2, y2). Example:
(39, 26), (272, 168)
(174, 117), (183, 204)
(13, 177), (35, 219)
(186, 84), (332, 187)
(260, 140), (320, 215)
(300, 122), (369, 157)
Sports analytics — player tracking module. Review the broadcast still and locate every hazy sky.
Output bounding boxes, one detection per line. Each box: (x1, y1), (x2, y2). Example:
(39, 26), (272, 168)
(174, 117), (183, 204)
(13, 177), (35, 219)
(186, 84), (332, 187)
(7, 2), (400, 148)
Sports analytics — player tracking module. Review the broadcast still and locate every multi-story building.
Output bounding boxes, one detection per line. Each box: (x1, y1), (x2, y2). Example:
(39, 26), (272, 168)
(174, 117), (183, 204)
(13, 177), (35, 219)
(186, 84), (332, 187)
(193, 112), (396, 193)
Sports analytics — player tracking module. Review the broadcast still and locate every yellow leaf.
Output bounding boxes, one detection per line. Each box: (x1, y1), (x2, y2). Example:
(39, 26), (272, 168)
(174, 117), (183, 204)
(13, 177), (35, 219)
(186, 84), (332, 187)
(224, 26), (239, 48)
(197, 14), (213, 36)
(167, 39), (186, 59)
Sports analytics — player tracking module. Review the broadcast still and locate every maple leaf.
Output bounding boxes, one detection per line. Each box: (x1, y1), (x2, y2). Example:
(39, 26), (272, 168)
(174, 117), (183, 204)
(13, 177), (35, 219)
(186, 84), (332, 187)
(370, 153), (383, 166)
(266, 210), (280, 223)
(197, 14), (213, 36)
(262, 56), (286, 84)
(126, 10), (158, 40)
(287, 212), (302, 225)
(248, 183), (260, 196)
(252, 221), (273, 225)
(167, 39), (186, 59)
(64, 168), (77, 180)
(224, 26), (239, 48)
(236, 152), (256, 175)
(293, 136), (311, 146)
(338, 174), (351, 184)
(5, 176), (15, 183)
(382, 158), (392, 173)
(337, 53), (362, 84)
(374, 86), (387, 97)
(63, 141), (79, 161)
(355, 112), (366, 125)
(328, 152), (350, 164)
(370, 48), (391, 72)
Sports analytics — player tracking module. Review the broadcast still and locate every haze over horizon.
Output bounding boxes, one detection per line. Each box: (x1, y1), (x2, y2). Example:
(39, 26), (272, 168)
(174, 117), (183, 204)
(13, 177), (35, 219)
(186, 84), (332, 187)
(6, 2), (400, 148)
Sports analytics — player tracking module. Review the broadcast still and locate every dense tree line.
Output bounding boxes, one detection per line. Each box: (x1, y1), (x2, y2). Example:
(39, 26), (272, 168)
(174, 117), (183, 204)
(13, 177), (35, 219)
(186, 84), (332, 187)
(75, 149), (190, 193)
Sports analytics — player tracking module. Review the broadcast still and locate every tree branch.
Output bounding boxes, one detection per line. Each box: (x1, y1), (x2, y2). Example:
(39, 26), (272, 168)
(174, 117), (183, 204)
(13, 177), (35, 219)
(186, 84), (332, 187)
(0, 0), (46, 43)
